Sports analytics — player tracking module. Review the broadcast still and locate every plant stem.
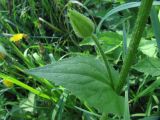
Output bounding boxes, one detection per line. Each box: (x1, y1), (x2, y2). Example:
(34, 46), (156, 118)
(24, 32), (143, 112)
(116, 0), (154, 93)
(91, 34), (114, 89)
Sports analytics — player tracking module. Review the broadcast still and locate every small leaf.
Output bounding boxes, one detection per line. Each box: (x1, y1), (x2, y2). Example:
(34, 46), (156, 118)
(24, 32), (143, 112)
(139, 39), (157, 58)
(80, 31), (122, 53)
(133, 57), (160, 76)
(19, 93), (35, 112)
(27, 56), (124, 115)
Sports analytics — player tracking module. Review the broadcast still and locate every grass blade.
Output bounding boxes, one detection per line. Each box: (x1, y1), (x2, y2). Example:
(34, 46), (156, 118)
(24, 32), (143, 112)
(150, 7), (160, 54)
(135, 79), (160, 99)
(0, 73), (53, 100)
(97, 1), (160, 32)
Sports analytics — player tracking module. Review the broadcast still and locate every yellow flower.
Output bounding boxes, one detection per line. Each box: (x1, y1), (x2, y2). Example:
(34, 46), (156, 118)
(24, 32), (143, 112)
(2, 79), (14, 88)
(10, 33), (28, 42)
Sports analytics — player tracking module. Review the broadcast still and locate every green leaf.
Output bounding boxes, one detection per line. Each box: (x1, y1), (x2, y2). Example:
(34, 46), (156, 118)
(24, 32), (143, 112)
(98, 31), (122, 53)
(27, 56), (124, 115)
(133, 57), (160, 76)
(79, 37), (94, 46)
(139, 39), (157, 58)
(19, 93), (35, 112)
(80, 31), (122, 53)
(98, 31), (122, 45)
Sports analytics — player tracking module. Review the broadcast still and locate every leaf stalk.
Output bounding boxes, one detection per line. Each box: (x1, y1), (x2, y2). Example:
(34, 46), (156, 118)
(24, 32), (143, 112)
(91, 34), (114, 89)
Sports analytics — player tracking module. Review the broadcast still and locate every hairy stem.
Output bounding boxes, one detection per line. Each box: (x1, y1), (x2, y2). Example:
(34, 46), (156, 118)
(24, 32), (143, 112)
(116, 0), (154, 93)
(91, 34), (114, 89)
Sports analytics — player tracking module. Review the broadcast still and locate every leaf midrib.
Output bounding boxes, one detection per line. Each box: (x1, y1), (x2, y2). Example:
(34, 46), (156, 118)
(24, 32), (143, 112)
(32, 71), (110, 86)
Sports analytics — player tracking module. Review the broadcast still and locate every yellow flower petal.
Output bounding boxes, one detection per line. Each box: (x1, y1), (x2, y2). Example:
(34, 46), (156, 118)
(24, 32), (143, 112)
(10, 33), (27, 42)
(2, 79), (14, 88)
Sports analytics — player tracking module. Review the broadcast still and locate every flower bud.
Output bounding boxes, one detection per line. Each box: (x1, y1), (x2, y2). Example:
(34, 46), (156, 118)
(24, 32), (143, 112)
(68, 9), (94, 38)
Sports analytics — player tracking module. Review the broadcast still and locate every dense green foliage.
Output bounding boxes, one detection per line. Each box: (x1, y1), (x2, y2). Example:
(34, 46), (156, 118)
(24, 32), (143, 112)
(0, 0), (160, 120)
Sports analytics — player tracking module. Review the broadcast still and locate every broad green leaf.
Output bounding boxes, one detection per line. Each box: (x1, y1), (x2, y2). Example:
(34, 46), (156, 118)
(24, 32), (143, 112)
(133, 57), (160, 76)
(27, 56), (124, 115)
